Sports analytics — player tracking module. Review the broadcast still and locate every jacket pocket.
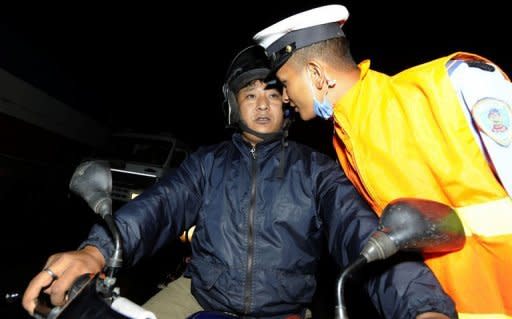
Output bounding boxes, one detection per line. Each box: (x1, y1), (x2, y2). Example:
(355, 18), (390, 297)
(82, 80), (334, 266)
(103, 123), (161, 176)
(189, 258), (224, 290)
(274, 271), (316, 304)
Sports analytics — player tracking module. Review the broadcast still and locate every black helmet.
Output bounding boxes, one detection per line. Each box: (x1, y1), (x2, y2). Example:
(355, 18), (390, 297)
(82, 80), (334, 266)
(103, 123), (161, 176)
(222, 45), (273, 128)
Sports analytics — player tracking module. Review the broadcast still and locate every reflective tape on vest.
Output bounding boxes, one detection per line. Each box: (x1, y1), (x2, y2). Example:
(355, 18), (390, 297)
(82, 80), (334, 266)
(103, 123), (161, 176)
(459, 313), (512, 319)
(456, 197), (512, 237)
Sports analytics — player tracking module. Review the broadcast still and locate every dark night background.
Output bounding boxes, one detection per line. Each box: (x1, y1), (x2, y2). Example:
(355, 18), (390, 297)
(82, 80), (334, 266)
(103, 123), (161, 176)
(0, 1), (510, 318)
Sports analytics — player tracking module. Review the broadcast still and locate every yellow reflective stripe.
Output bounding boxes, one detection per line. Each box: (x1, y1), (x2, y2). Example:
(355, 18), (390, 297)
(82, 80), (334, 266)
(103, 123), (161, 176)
(459, 315), (511, 319)
(456, 197), (512, 237)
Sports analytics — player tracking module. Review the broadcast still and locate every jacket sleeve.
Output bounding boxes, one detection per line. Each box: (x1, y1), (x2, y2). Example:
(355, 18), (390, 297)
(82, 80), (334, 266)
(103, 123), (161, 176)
(313, 153), (457, 319)
(79, 149), (206, 267)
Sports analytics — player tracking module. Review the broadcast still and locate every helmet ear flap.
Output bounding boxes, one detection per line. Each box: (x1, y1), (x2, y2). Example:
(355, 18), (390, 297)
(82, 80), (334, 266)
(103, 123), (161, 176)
(222, 84), (240, 128)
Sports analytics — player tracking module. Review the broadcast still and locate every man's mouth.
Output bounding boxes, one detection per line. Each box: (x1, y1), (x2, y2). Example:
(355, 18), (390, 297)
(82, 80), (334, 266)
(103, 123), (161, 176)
(254, 116), (271, 124)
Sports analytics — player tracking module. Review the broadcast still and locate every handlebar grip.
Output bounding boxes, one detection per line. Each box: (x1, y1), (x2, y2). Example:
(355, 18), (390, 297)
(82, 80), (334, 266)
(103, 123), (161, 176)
(111, 297), (156, 319)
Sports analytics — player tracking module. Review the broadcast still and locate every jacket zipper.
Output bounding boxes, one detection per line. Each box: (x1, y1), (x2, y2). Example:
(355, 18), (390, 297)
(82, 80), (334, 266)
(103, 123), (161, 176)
(244, 145), (257, 313)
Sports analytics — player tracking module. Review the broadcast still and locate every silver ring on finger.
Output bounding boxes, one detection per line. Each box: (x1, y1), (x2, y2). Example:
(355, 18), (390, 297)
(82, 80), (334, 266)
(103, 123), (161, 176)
(43, 267), (59, 281)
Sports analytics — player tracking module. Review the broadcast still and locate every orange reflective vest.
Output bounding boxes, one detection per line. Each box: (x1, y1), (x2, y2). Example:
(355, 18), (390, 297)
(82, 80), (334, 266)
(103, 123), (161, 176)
(333, 52), (512, 318)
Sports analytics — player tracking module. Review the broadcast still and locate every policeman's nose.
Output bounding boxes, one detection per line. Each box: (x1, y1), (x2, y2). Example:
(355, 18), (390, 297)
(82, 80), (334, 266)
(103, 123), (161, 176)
(282, 89), (290, 103)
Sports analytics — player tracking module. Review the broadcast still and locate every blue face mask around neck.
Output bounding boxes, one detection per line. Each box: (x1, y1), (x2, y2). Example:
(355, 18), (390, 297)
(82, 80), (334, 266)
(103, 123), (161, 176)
(313, 95), (333, 119)
(308, 71), (334, 119)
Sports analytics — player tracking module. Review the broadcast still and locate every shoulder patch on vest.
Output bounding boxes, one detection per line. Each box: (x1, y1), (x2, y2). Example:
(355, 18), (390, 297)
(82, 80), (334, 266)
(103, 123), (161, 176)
(472, 98), (512, 147)
(466, 61), (495, 72)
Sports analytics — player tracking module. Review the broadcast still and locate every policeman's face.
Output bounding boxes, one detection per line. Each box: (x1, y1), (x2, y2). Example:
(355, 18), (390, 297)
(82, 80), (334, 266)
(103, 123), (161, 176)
(276, 60), (316, 121)
(237, 79), (284, 144)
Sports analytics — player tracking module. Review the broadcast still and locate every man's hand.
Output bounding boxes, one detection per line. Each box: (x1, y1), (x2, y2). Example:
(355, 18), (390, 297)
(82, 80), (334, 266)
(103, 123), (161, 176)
(22, 246), (105, 315)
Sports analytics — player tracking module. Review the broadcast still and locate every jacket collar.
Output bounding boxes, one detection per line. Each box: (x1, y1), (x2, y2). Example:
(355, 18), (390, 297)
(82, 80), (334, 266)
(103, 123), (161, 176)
(232, 132), (284, 160)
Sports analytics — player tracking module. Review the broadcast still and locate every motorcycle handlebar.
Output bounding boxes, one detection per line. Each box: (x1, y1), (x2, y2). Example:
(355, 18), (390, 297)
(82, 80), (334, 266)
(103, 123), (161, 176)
(33, 273), (136, 319)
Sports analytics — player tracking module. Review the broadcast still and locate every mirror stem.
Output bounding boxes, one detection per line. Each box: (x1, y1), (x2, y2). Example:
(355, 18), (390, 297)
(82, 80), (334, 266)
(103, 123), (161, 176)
(100, 214), (123, 296)
(335, 255), (367, 319)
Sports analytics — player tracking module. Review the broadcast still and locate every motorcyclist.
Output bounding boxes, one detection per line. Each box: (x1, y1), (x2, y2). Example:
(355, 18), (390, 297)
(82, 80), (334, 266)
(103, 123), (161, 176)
(22, 45), (456, 319)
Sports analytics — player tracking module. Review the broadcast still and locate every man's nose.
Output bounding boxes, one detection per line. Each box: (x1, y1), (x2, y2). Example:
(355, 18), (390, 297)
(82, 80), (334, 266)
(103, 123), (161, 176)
(257, 96), (270, 110)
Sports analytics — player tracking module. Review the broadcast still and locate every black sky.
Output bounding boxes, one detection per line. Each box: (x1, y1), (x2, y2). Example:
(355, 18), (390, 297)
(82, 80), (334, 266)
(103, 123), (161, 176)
(0, 2), (510, 149)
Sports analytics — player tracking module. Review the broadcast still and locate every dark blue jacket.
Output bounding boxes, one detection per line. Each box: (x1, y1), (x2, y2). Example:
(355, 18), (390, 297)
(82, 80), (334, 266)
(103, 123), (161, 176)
(82, 133), (456, 318)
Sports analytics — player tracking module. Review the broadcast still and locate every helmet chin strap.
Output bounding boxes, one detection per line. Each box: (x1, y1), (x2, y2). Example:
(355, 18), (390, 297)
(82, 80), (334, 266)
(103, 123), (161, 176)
(238, 117), (293, 180)
(238, 121), (283, 142)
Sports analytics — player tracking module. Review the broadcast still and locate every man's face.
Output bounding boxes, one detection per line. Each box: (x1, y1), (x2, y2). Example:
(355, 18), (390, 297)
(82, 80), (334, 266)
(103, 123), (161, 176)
(237, 79), (284, 144)
(276, 61), (316, 121)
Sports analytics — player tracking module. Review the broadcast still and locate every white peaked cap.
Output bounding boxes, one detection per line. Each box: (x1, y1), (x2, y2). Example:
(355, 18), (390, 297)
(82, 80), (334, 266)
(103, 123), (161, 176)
(253, 5), (349, 70)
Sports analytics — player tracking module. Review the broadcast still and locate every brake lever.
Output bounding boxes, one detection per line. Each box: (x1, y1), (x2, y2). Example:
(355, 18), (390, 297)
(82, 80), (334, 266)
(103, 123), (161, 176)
(33, 277), (60, 319)
(33, 273), (97, 319)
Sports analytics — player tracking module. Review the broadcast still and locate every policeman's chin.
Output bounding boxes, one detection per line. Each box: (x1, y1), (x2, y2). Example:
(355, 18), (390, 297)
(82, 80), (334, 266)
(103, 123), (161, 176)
(295, 106), (316, 121)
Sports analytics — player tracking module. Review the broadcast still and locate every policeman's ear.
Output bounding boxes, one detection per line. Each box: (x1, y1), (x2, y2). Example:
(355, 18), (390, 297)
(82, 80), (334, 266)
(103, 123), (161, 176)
(306, 61), (326, 89)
